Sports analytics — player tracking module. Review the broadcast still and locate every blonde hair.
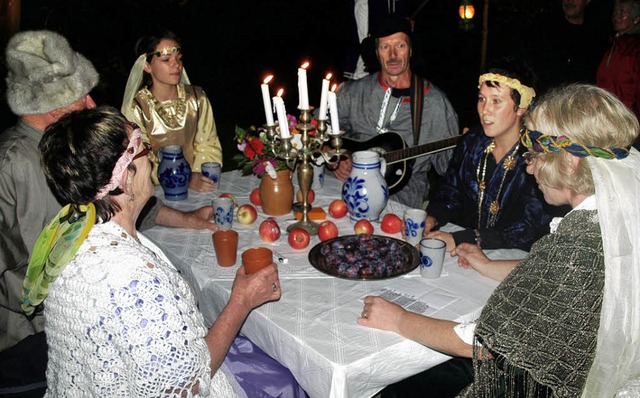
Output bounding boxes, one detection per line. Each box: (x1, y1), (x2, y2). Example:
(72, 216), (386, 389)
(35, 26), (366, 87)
(525, 84), (639, 196)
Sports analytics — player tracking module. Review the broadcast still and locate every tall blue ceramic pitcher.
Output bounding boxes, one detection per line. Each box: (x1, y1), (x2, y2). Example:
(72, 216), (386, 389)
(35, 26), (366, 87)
(342, 150), (389, 221)
(158, 145), (191, 201)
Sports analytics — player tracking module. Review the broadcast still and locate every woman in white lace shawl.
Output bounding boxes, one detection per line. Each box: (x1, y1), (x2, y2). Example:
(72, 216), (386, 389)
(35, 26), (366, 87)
(358, 84), (640, 397)
(26, 106), (282, 397)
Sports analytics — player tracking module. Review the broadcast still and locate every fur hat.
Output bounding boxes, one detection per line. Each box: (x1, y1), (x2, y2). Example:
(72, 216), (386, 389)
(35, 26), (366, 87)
(5, 30), (99, 115)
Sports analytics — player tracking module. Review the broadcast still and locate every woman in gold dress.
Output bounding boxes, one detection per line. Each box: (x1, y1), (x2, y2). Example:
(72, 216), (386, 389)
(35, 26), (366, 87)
(121, 31), (222, 192)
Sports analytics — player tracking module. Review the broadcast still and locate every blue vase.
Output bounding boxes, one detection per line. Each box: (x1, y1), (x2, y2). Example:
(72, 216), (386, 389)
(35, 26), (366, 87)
(342, 150), (389, 221)
(158, 145), (191, 201)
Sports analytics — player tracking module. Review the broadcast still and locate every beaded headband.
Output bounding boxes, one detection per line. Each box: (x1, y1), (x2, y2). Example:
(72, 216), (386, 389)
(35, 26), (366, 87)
(478, 73), (536, 109)
(145, 46), (181, 58)
(521, 128), (630, 159)
(94, 129), (142, 200)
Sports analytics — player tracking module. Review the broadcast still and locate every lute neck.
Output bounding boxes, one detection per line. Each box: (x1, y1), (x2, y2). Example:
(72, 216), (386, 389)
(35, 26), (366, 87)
(383, 136), (460, 164)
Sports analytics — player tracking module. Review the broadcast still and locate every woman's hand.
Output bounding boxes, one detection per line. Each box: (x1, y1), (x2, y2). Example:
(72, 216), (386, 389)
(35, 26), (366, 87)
(189, 172), (217, 192)
(357, 296), (406, 334)
(425, 231), (455, 252)
(184, 206), (217, 231)
(452, 243), (518, 282)
(424, 215), (438, 235)
(451, 243), (490, 270)
(331, 154), (352, 181)
(229, 264), (281, 312)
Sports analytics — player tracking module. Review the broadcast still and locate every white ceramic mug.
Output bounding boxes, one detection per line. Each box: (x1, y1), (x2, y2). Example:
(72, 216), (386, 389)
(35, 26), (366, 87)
(404, 208), (427, 246)
(211, 197), (233, 230)
(419, 238), (446, 279)
(312, 162), (325, 190)
(201, 162), (222, 189)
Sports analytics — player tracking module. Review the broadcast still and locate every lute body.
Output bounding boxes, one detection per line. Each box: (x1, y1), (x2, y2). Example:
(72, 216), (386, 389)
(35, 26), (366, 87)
(341, 132), (461, 193)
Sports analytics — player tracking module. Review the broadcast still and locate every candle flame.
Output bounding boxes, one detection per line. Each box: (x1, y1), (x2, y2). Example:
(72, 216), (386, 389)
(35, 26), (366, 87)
(331, 84), (338, 92)
(325, 73), (332, 80)
(276, 88), (284, 97)
(263, 75), (273, 84)
(301, 61), (310, 69)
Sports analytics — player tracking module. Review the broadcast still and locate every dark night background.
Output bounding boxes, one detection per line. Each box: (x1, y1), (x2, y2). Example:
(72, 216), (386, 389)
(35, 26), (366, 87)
(0, 0), (613, 170)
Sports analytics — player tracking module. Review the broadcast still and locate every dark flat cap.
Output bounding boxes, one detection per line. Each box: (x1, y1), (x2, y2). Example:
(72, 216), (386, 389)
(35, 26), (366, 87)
(371, 15), (412, 38)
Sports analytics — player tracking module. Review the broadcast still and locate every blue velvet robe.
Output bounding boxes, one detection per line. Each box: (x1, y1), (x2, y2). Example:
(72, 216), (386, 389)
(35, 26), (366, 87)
(427, 127), (556, 251)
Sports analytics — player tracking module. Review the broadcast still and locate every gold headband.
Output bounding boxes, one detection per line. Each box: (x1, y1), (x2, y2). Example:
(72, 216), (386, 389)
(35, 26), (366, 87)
(478, 73), (536, 109)
(145, 46), (181, 58)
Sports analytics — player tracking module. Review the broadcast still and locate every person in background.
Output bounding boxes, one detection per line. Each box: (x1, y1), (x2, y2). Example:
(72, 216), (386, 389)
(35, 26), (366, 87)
(0, 30), (216, 396)
(335, 15), (459, 209)
(359, 84), (640, 397)
(32, 106), (298, 396)
(596, 0), (640, 147)
(425, 58), (556, 252)
(525, 0), (609, 93)
(121, 30), (222, 192)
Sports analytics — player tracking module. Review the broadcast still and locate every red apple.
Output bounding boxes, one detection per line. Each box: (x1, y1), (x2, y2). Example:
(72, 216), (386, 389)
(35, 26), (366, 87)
(288, 228), (311, 249)
(296, 189), (315, 204)
(318, 221), (339, 241)
(249, 188), (261, 206)
(328, 199), (348, 218)
(380, 214), (403, 234)
(219, 193), (237, 208)
(259, 218), (281, 242)
(237, 204), (258, 225)
(354, 219), (374, 235)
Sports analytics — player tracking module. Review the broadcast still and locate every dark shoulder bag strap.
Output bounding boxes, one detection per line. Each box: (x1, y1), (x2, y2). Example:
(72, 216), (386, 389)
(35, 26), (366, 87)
(410, 73), (424, 146)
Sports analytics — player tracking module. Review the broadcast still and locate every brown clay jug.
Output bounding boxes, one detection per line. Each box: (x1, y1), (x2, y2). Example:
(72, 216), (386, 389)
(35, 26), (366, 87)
(259, 170), (294, 216)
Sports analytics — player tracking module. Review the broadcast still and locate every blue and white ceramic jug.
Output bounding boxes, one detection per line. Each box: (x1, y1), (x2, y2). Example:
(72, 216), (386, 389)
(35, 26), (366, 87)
(158, 145), (191, 201)
(342, 150), (389, 221)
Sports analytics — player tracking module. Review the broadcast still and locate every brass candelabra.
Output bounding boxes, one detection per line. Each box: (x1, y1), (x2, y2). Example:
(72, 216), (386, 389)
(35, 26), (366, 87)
(266, 108), (345, 235)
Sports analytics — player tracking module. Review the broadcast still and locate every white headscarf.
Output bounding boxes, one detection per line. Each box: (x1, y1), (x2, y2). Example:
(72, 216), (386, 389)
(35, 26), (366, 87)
(583, 148), (640, 397)
(120, 53), (190, 122)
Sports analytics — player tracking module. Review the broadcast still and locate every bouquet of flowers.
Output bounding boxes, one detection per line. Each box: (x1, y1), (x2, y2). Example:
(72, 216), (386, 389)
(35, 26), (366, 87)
(234, 115), (321, 177)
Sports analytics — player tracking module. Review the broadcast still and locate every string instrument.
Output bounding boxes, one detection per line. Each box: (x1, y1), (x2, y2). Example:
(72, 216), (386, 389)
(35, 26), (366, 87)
(341, 132), (461, 193)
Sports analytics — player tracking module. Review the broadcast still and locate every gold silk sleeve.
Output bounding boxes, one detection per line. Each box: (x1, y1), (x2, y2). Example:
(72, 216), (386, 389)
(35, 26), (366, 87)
(130, 100), (162, 185)
(191, 88), (223, 172)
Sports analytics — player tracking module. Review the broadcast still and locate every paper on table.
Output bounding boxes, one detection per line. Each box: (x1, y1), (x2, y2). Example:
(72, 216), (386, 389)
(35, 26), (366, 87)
(364, 283), (460, 317)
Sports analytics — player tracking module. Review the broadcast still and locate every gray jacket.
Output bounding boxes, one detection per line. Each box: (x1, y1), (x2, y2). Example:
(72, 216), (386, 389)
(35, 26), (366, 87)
(337, 73), (459, 208)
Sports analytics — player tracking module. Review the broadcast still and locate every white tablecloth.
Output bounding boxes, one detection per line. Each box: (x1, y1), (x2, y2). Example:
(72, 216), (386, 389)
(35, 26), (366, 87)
(144, 170), (527, 398)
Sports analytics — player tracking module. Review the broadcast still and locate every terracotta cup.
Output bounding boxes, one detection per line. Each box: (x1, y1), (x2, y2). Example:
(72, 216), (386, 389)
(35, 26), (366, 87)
(212, 230), (238, 267)
(242, 247), (273, 274)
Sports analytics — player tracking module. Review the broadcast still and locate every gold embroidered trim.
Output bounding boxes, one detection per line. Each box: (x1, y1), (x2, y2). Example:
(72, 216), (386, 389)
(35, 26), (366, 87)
(139, 84), (187, 129)
(476, 140), (520, 228)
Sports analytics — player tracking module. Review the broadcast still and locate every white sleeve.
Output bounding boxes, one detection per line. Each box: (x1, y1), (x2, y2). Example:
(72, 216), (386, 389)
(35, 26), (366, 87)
(453, 322), (481, 346)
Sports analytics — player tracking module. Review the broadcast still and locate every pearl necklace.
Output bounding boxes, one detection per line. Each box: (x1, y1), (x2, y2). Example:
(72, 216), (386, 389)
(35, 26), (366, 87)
(476, 139), (519, 228)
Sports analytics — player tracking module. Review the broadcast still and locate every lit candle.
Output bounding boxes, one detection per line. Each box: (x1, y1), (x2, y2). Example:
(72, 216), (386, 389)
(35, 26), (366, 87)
(328, 84), (340, 134)
(273, 89), (291, 139)
(297, 61), (310, 110)
(318, 73), (332, 120)
(260, 75), (275, 126)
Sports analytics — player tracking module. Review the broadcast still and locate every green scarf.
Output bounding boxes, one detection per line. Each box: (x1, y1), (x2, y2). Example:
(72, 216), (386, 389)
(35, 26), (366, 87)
(21, 203), (96, 316)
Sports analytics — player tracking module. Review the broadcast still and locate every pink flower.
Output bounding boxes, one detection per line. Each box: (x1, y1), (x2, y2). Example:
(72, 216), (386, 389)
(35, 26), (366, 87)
(287, 114), (297, 131)
(252, 159), (277, 175)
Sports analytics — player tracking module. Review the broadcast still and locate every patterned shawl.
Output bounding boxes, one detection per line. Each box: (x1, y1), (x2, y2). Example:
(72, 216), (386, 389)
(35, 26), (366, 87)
(460, 209), (605, 397)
